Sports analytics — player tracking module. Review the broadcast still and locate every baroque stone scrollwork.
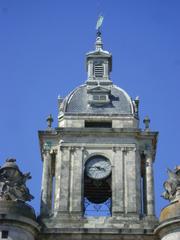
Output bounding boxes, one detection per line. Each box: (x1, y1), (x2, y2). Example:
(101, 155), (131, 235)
(0, 158), (34, 202)
(162, 166), (180, 202)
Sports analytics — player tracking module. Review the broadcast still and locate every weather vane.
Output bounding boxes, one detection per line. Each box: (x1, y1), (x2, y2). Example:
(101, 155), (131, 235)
(96, 15), (104, 36)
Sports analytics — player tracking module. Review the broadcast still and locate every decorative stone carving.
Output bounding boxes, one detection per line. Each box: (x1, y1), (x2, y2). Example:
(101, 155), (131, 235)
(143, 116), (150, 132)
(46, 114), (53, 129)
(43, 141), (52, 151)
(0, 158), (34, 202)
(162, 166), (180, 202)
(133, 96), (139, 115)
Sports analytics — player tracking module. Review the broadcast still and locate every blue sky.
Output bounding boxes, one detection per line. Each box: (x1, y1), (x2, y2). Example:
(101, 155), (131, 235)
(0, 0), (180, 216)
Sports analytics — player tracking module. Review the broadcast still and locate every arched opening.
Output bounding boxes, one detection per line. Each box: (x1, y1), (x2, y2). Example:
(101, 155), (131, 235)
(141, 153), (147, 216)
(83, 155), (112, 216)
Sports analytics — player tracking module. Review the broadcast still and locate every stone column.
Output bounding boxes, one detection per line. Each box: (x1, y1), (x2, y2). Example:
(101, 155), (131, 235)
(142, 165), (147, 215)
(112, 147), (124, 215)
(40, 149), (53, 216)
(145, 151), (155, 216)
(69, 147), (83, 215)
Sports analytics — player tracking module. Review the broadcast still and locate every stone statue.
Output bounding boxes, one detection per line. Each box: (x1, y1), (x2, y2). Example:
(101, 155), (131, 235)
(0, 158), (34, 202)
(162, 166), (180, 202)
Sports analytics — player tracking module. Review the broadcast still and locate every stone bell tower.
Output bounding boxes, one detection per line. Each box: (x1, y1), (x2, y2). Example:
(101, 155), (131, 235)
(38, 28), (159, 240)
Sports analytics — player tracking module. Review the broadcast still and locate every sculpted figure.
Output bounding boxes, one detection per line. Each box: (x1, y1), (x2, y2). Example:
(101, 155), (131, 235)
(0, 158), (34, 202)
(162, 166), (180, 202)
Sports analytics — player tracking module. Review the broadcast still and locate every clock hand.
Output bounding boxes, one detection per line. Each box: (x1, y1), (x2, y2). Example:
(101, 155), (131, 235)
(89, 167), (99, 172)
(90, 166), (101, 170)
(89, 166), (98, 170)
(89, 166), (106, 172)
(96, 166), (101, 170)
(96, 166), (106, 171)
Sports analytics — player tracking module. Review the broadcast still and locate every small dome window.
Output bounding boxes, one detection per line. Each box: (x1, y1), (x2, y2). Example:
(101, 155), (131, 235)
(88, 93), (110, 106)
(93, 95), (107, 101)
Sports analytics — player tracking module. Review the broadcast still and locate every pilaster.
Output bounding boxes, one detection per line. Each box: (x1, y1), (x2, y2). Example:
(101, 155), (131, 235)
(124, 147), (138, 215)
(112, 147), (124, 215)
(58, 146), (71, 213)
(69, 147), (84, 215)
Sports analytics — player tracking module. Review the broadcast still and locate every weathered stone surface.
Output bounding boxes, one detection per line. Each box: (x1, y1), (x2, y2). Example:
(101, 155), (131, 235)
(0, 201), (39, 240)
(154, 174), (180, 240)
(33, 31), (161, 240)
(40, 150), (53, 216)
(38, 127), (158, 239)
(0, 159), (33, 202)
(162, 166), (180, 202)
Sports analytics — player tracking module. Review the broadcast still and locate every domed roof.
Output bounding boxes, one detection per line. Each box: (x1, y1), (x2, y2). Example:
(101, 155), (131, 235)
(61, 84), (134, 115)
(160, 200), (180, 222)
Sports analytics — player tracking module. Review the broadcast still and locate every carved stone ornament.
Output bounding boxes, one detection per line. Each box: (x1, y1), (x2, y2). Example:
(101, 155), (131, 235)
(162, 166), (180, 202)
(0, 158), (34, 202)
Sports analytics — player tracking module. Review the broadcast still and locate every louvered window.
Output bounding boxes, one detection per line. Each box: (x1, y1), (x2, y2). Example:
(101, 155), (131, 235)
(93, 95), (106, 101)
(94, 64), (104, 78)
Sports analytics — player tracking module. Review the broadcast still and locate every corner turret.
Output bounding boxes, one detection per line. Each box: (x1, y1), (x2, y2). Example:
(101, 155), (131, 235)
(0, 158), (39, 240)
(155, 166), (180, 240)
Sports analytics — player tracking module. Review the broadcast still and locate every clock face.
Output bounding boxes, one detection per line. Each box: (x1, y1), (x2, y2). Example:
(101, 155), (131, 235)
(85, 156), (111, 180)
